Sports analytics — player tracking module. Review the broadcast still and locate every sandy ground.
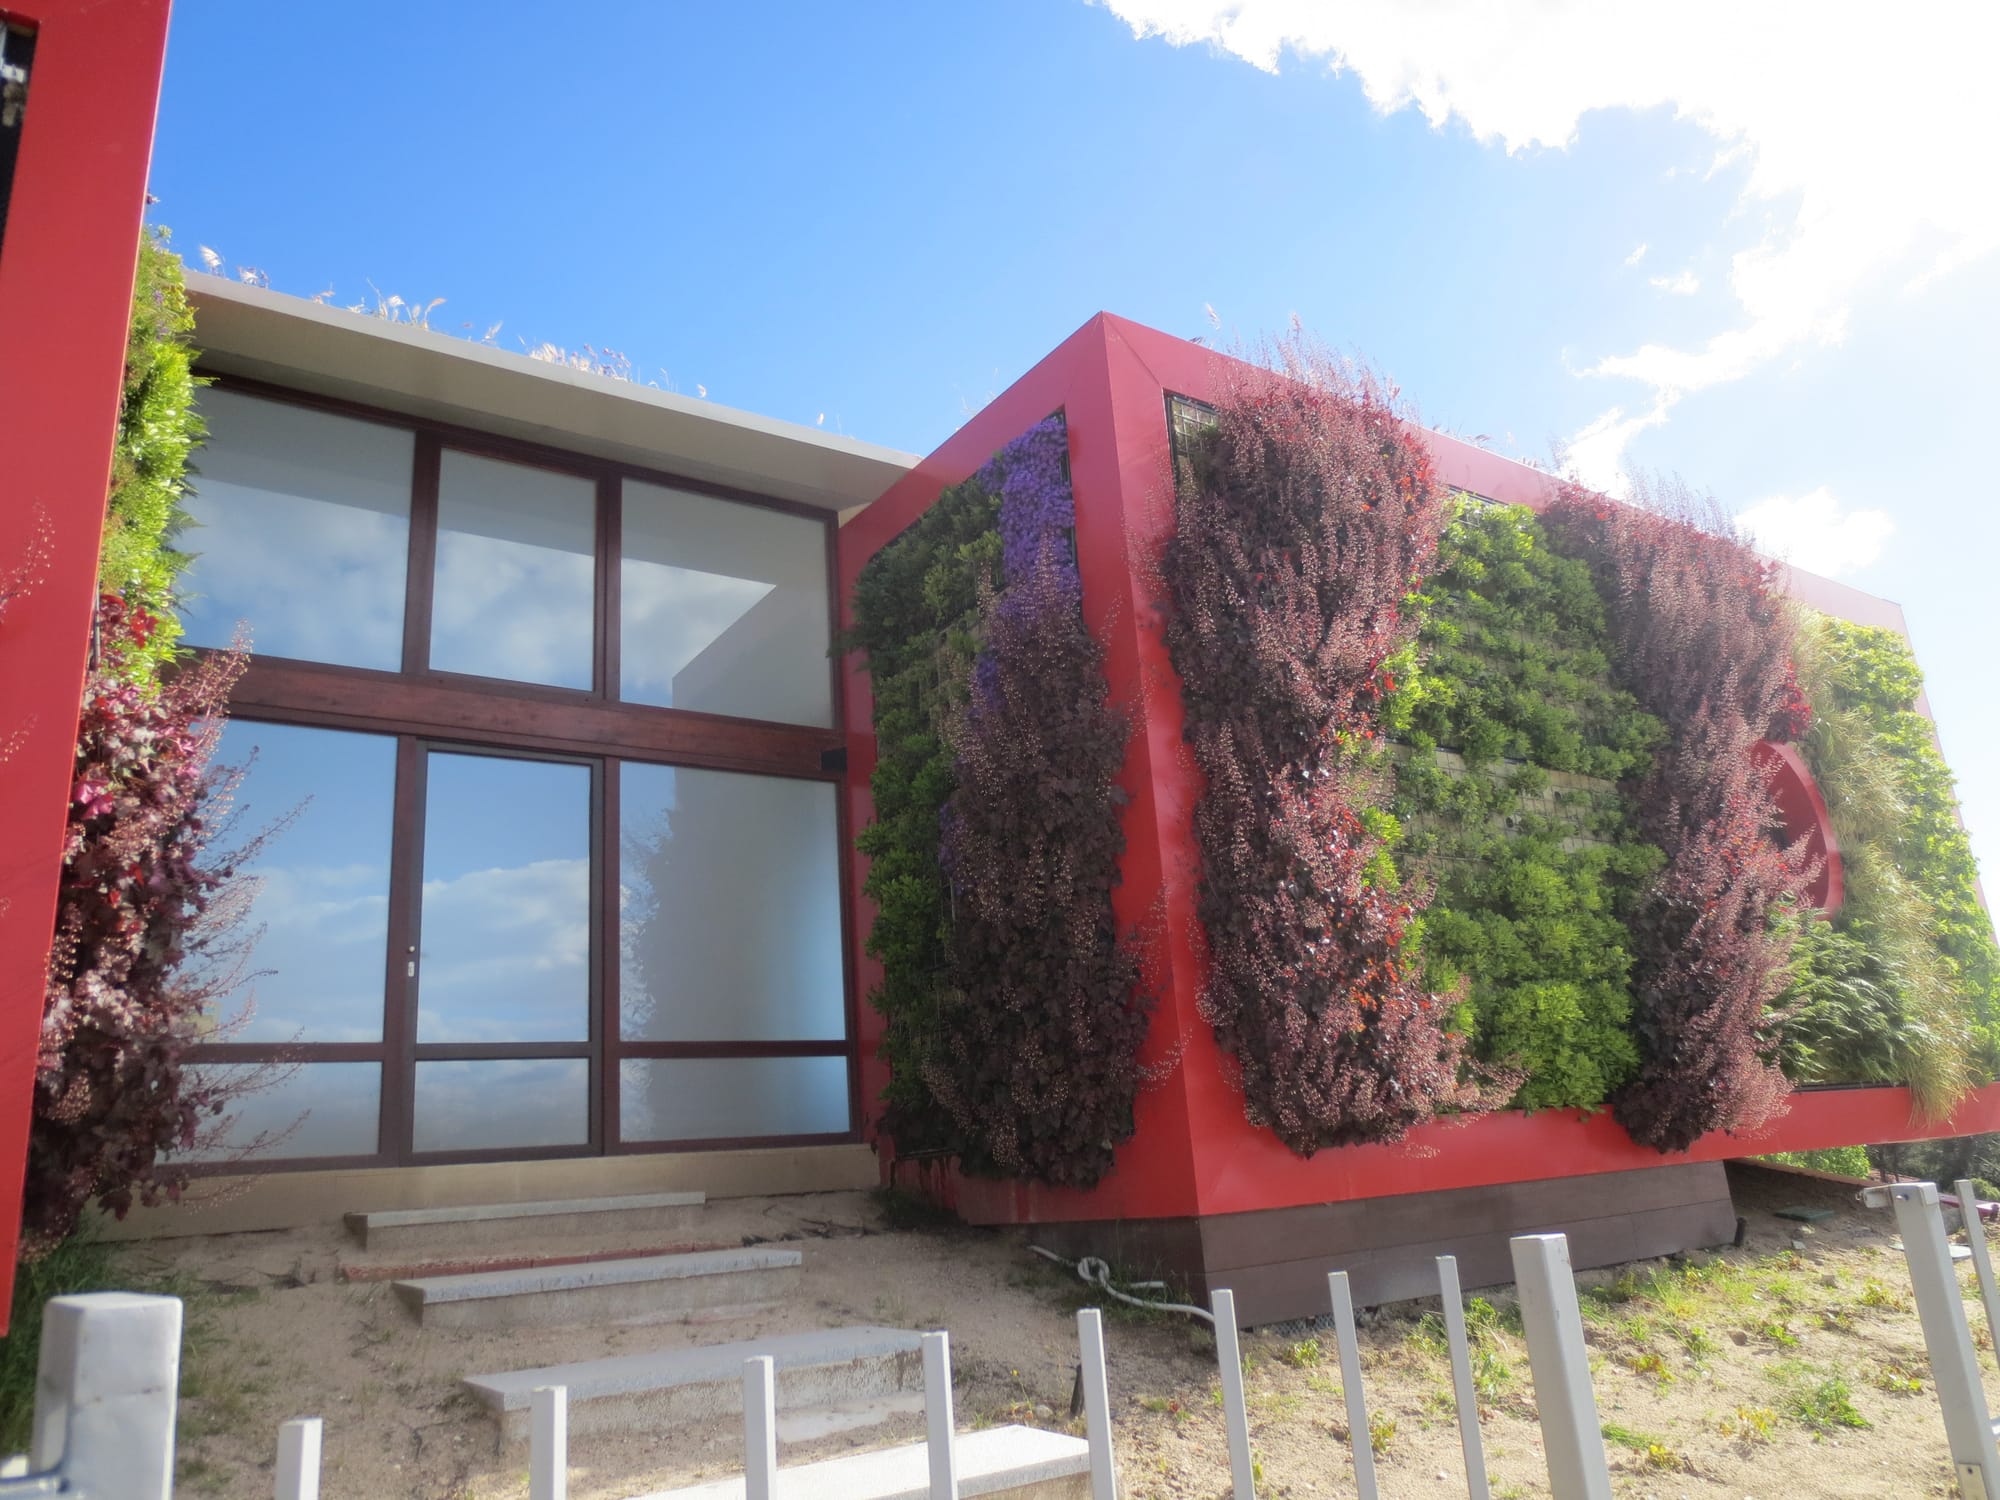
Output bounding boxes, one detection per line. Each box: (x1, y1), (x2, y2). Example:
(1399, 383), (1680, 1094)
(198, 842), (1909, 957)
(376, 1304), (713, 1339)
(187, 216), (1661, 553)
(101, 1163), (2000, 1498)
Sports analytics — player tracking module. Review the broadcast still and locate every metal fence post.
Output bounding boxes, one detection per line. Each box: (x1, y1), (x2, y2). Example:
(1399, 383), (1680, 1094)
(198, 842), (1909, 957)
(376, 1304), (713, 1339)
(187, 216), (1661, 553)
(1955, 1179), (2000, 1380)
(1210, 1287), (1256, 1500)
(1327, 1271), (1378, 1500)
(743, 1357), (779, 1500)
(1509, 1234), (1611, 1500)
(1869, 1182), (2000, 1499)
(275, 1417), (322, 1500)
(922, 1330), (960, 1500)
(1075, 1309), (1118, 1500)
(1437, 1255), (1491, 1500)
(530, 1385), (567, 1500)
(28, 1291), (182, 1500)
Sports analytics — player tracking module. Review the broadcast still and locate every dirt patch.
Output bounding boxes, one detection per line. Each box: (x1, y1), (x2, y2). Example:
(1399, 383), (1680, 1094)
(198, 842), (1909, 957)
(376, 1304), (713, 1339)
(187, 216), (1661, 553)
(122, 1164), (2000, 1498)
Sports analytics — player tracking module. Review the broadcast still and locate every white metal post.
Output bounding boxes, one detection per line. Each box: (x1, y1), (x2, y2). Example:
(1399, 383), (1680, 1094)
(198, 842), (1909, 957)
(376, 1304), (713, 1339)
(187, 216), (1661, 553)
(922, 1330), (960, 1500)
(1509, 1234), (1612, 1500)
(1437, 1256), (1491, 1500)
(274, 1417), (322, 1500)
(1210, 1287), (1256, 1500)
(1871, 1182), (2000, 1500)
(1956, 1179), (2000, 1380)
(1327, 1271), (1378, 1500)
(743, 1357), (779, 1500)
(1075, 1309), (1118, 1500)
(29, 1291), (182, 1500)
(530, 1385), (567, 1500)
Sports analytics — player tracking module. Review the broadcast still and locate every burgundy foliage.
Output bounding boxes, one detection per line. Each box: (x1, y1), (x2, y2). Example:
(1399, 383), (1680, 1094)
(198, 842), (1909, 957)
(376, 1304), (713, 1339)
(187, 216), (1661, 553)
(1543, 482), (1808, 1151)
(1162, 356), (1500, 1155)
(23, 595), (250, 1257)
(934, 418), (1151, 1188)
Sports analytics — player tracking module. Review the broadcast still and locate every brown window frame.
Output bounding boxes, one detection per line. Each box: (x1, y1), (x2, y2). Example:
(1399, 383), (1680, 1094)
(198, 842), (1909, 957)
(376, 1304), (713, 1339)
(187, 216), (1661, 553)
(181, 374), (861, 1171)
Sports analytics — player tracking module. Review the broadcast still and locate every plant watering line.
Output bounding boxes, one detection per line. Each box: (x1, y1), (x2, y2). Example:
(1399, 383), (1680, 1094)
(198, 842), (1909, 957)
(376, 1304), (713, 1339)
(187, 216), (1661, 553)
(1028, 1244), (1216, 1325)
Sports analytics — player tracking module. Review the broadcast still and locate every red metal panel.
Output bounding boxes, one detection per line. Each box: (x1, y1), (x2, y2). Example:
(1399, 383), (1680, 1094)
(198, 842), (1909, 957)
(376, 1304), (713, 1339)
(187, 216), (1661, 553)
(0, 0), (174, 1324)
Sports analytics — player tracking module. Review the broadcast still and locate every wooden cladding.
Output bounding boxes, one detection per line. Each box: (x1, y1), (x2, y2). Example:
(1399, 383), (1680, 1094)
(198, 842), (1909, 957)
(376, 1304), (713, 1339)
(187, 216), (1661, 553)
(230, 657), (842, 780)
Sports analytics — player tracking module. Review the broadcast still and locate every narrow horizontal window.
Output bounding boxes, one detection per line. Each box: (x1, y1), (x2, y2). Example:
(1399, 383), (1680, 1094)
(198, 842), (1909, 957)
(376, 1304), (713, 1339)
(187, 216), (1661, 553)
(620, 1056), (848, 1142)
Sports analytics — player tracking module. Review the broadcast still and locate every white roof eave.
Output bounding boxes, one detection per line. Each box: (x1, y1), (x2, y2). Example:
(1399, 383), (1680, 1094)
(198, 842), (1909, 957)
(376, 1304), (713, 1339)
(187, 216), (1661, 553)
(184, 275), (916, 513)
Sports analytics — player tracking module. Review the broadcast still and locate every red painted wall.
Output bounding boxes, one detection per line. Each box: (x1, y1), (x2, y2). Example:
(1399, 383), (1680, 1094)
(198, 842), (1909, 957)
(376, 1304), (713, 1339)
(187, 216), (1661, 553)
(836, 312), (2000, 1233)
(0, 0), (174, 1325)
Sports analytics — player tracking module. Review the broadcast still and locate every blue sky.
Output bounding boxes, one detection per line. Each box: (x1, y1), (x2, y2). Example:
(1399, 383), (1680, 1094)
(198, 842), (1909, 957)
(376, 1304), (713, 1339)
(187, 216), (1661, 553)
(149, 0), (2000, 880)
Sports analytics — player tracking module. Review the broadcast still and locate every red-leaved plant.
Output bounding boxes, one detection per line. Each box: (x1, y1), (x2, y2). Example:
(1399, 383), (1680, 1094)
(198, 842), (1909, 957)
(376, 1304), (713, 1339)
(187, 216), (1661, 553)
(934, 418), (1151, 1187)
(23, 593), (257, 1256)
(1162, 345), (1504, 1154)
(1543, 479), (1808, 1151)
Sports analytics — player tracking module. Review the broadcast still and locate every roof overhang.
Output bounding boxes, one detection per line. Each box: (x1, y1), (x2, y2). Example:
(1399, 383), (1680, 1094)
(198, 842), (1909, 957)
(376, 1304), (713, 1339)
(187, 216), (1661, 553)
(185, 276), (918, 513)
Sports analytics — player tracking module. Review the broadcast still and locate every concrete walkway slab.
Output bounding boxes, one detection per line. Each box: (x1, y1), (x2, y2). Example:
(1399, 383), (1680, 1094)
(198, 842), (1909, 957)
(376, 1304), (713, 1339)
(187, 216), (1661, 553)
(464, 1325), (924, 1442)
(631, 1424), (1090, 1499)
(346, 1191), (706, 1254)
(393, 1247), (801, 1330)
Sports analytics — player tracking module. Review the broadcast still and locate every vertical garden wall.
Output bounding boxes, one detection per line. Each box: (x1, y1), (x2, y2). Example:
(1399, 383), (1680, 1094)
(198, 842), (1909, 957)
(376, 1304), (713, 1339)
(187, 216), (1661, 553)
(850, 330), (2000, 1196)
(847, 415), (1150, 1188)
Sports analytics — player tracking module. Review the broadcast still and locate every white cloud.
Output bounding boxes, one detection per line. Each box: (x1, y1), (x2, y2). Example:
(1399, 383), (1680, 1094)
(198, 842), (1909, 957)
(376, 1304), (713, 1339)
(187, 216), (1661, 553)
(1736, 486), (1894, 578)
(1091, 1), (2000, 477)
(1559, 399), (1674, 497)
(1624, 242), (1649, 267)
(1649, 270), (1700, 296)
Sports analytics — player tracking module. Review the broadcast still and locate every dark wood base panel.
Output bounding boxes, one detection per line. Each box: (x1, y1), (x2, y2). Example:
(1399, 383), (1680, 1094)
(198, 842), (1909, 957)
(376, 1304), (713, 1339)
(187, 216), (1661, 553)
(1029, 1161), (1737, 1326)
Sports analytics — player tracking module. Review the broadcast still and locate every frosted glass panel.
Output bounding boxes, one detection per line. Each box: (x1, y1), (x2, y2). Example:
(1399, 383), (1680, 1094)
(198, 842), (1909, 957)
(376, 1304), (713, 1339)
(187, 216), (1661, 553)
(620, 1057), (849, 1142)
(413, 1059), (588, 1153)
(431, 451), (596, 687)
(180, 1063), (380, 1161)
(619, 765), (844, 1042)
(620, 482), (831, 726)
(210, 722), (394, 1042)
(180, 388), (412, 668)
(417, 753), (591, 1043)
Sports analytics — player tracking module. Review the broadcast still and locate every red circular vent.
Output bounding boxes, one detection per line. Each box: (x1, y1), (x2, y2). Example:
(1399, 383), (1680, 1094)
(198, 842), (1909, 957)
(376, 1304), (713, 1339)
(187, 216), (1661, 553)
(1754, 739), (1844, 916)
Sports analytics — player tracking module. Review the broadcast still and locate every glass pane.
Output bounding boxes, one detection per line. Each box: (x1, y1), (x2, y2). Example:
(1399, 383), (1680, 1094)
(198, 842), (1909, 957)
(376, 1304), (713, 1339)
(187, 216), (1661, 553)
(620, 482), (831, 725)
(430, 450), (596, 688)
(417, 753), (591, 1043)
(413, 1059), (588, 1153)
(178, 1063), (380, 1161)
(179, 388), (413, 669)
(209, 722), (395, 1042)
(620, 1057), (849, 1142)
(619, 765), (844, 1042)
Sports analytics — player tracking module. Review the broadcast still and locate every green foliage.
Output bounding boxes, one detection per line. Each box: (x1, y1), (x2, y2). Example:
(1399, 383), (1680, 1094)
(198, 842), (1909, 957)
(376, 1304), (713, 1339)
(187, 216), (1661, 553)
(1388, 503), (1666, 1110)
(104, 227), (204, 680)
(1779, 612), (1997, 1111)
(845, 479), (1000, 1152)
(1756, 1145), (1873, 1177)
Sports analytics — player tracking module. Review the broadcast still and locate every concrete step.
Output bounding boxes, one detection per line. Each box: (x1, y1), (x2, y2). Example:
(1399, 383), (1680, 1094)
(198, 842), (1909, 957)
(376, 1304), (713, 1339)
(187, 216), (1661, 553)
(464, 1325), (925, 1443)
(346, 1191), (706, 1255)
(392, 1248), (801, 1330)
(632, 1424), (1090, 1500)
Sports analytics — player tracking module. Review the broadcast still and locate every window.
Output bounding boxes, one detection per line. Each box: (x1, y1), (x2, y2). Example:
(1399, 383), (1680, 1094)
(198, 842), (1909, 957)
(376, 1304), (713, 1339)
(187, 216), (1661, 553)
(430, 450), (597, 688)
(179, 389), (413, 669)
(619, 765), (844, 1042)
(181, 382), (854, 1168)
(620, 481), (831, 725)
(208, 721), (397, 1042)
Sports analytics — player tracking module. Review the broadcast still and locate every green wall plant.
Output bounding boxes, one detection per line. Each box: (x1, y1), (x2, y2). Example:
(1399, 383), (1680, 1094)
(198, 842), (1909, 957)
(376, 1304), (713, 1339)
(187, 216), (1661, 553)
(1389, 503), (1666, 1111)
(846, 474), (999, 1155)
(1777, 612), (1998, 1116)
(103, 226), (203, 681)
